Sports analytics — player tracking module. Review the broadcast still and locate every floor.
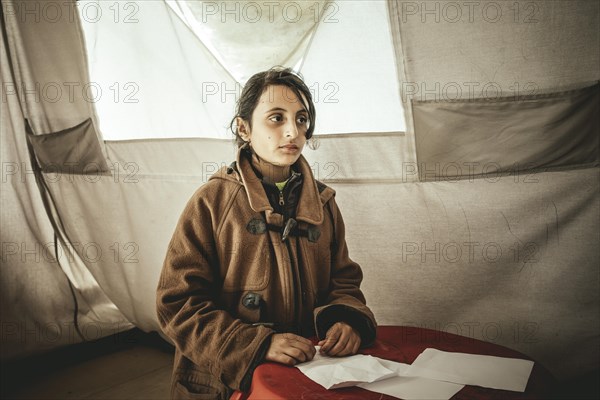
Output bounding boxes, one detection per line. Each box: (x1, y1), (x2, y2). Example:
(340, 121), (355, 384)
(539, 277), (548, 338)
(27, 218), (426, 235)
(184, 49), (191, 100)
(1, 329), (174, 400)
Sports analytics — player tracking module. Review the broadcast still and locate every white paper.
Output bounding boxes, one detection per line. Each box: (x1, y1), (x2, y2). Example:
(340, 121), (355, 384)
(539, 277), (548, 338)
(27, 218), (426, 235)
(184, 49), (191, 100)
(404, 348), (534, 392)
(296, 348), (464, 399)
(295, 347), (396, 389)
(295, 347), (533, 398)
(358, 358), (465, 400)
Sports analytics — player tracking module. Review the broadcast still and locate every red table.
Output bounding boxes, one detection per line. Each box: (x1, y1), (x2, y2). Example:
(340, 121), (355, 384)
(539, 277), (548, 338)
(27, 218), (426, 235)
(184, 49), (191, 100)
(232, 326), (556, 400)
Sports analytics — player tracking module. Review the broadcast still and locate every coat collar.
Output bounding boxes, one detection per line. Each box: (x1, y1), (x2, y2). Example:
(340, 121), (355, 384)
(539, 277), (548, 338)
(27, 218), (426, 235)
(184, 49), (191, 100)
(236, 147), (326, 225)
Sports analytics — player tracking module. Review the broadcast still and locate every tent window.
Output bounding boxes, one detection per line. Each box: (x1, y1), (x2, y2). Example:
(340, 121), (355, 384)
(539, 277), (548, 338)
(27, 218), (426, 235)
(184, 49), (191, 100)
(79, 0), (405, 140)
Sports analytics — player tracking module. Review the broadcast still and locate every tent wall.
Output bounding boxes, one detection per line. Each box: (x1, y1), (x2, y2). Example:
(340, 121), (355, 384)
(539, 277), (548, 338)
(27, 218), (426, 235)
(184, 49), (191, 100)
(387, 0), (599, 379)
(1, 0), (132, 361)
(391, 0), (599, 96)
(412, 85), (599, 179)
(1, 0), (598, 384)
(47, 131), (598, 380)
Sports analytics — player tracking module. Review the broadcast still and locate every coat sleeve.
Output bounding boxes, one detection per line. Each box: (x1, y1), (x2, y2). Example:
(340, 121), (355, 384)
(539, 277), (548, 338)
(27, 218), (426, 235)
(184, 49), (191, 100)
(156, 188), (273, 391)
(313, 196), (377, 346)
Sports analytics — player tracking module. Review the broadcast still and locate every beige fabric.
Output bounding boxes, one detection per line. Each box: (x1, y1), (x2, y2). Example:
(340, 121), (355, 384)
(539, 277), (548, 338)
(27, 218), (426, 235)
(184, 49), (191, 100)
(413, 83), (599, 180)
(1, 0), (132, 362)
(299, 0), (406, 134)
(339, 165), (599, 380)
(103, 133), (410, 182)
(169, 0), (328, 83)
(391, 0), (599, 99)
(40, 135), (599, 380)
(385, 0), (600, 379)
(27, 118), (109, 173)
(303, 133), (412, 181)
(1, 34), (87, 361)
(77, 0), (237, 140)
(2, 0), (105, 143)
(78, 0), (405, 139)
(39, 134), (410, 332)
(1, 0), (598, 386)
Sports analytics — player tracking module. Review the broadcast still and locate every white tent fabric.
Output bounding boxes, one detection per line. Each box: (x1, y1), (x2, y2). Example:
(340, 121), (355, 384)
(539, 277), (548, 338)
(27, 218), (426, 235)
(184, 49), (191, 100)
(1, 0), (598, 384)
(78, 0), (405, 139)
(1, 0), (133, 360)
(392, 0), (599, 97)
(165, 0), (325, 83)
(78, 0), (236, 140)
(292, 0), (405, 134)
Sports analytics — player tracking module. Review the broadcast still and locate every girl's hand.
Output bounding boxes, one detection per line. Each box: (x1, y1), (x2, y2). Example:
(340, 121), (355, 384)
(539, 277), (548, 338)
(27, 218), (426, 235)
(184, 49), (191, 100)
(265, 333), (316, 366)
(317, 322), (361, 357)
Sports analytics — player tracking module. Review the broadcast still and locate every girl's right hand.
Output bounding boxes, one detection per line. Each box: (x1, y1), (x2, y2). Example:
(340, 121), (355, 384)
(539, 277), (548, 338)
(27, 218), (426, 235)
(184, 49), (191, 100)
(265, 333), (316, 366)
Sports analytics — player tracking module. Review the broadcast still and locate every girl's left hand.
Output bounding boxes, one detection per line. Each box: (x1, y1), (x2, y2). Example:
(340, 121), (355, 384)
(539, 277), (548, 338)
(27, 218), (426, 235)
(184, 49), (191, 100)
(317, 322), (361, 356)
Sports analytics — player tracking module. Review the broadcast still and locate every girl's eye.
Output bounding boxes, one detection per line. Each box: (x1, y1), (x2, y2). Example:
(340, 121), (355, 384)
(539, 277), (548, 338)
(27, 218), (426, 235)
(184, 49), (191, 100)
(269, 114), (283, 122)
(297, 116), (308, 124)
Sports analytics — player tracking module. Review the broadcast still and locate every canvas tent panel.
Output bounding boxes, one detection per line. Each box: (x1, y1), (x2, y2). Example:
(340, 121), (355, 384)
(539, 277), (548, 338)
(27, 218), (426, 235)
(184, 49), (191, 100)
(413, 83), (600, 181)
(166, 0), (327, 83)
(0, 116), (120, 360)
(2, 0), (103, 143)
(1, 1), (133, 360)
(78, 0), (237, 140)
(36, 174), (197, 331)
(299, 0), (406, 134)
(342, 167), (599, 380)
(393, 0), (600, 100)
(78, 0), (405, 139)
(301, 133), (411, 181)
(26, 118), (109, 173)
(104, 138), (237, 180)
(1, 0), (598, 386)
(22, 119), (135, 347)
(103, 133), (411, 182)
(38, 138), (599, 379)
(30, 132), (411, 332)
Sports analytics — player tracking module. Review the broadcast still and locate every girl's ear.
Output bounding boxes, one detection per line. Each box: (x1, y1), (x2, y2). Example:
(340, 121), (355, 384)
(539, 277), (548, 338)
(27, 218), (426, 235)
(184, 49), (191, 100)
(236, 117), (251, 142)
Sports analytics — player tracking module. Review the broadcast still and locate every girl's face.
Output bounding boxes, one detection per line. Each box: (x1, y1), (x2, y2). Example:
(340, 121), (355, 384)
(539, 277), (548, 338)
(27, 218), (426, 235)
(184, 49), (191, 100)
(238, 85), (309, 167)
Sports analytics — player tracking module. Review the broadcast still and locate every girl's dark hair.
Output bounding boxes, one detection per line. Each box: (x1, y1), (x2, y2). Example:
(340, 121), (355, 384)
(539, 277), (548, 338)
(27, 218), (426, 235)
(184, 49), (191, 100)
(229, 66), (316, 147)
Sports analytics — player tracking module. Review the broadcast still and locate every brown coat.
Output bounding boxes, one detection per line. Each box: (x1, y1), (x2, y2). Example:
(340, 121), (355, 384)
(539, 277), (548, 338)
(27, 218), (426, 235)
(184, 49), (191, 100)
(156, 148), (377, 399)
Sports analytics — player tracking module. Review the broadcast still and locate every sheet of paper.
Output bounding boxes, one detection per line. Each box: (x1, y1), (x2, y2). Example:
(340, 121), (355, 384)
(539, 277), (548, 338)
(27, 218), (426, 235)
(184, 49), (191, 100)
(295, 347), (396, 389)
(358, 358), (465, 400)
(296, 348), (464, 399)
(404, 348), (534, 392)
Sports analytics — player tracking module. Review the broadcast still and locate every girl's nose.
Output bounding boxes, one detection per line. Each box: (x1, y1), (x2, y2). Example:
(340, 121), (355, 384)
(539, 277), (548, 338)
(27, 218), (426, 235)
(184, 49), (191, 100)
(285, 121), (299, 138)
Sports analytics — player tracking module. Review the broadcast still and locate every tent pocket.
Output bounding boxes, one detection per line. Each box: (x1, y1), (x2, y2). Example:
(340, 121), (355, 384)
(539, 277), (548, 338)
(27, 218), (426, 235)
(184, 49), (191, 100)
(26, 118), (109, 173)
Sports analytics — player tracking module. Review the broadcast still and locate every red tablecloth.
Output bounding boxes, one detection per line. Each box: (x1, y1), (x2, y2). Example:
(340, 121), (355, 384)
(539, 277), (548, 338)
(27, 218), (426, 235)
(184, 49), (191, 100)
(232, 326), (556, 400)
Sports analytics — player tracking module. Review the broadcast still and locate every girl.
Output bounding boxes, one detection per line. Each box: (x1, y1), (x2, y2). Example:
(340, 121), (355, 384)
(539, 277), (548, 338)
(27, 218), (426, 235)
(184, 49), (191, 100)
(156, 67), (376, 400)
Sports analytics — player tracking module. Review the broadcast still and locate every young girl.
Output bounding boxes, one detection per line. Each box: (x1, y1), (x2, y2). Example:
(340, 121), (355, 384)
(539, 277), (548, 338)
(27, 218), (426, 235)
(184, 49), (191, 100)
(156, 67), (376, 400)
